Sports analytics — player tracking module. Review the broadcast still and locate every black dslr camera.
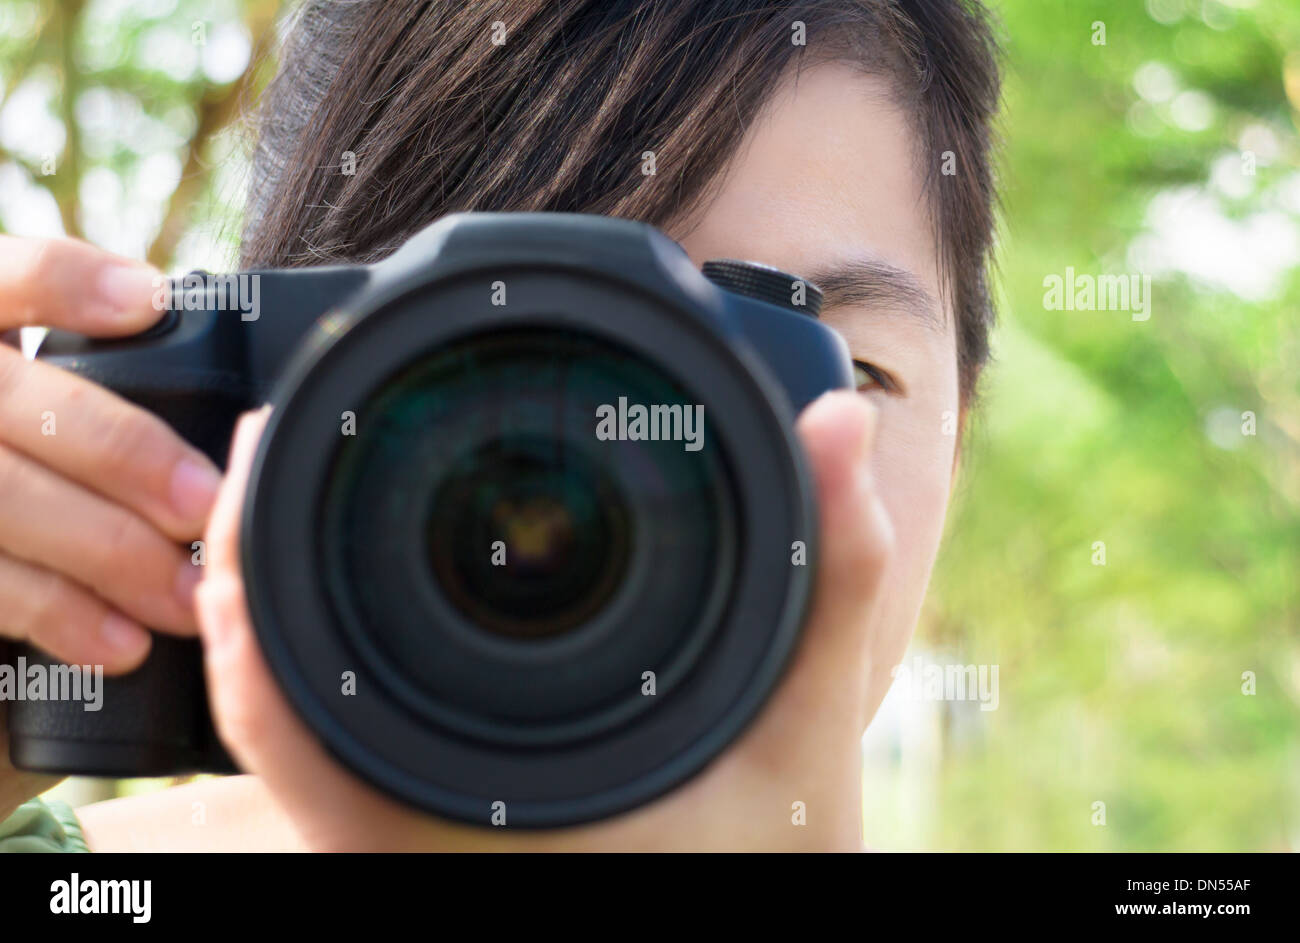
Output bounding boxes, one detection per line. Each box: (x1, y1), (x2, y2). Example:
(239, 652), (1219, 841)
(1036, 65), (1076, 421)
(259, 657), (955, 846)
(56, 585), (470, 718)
(7, 213), (852, 826)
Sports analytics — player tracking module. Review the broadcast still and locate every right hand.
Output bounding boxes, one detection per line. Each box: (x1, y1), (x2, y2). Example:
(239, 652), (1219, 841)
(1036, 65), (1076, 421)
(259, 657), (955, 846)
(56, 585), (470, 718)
(0, 236), (222, 674)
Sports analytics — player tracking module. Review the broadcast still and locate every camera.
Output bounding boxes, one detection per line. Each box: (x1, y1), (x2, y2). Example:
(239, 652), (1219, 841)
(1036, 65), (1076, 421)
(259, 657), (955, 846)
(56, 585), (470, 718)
(6, 213), (852, 826)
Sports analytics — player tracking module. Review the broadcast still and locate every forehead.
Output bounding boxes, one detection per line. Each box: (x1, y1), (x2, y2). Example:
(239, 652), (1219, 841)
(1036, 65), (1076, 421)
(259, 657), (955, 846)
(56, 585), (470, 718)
(670, 60), (946, 327)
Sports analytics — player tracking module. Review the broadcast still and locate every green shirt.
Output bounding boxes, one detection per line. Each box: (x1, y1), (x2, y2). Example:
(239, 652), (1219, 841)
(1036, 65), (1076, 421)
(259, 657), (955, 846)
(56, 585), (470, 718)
(0, 797), (90, 853)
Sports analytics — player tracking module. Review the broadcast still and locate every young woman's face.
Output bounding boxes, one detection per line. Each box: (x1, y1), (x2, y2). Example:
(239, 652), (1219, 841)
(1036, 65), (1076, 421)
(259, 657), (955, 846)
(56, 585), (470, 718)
(674, 61), (960, 722)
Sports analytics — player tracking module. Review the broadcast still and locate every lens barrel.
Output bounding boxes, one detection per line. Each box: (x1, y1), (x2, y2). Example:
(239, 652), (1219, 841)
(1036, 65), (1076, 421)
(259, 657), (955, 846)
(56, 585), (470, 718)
(242, 247), (816, 827)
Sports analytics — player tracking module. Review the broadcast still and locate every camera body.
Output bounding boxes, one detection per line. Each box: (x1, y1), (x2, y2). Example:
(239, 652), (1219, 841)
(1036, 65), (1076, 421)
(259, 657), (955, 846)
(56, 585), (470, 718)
(7, 213), (852, 826)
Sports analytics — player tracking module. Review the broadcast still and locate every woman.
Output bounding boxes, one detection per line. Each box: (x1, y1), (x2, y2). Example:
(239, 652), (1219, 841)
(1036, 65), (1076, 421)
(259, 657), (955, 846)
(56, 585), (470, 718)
(0, 0), (1000, 851)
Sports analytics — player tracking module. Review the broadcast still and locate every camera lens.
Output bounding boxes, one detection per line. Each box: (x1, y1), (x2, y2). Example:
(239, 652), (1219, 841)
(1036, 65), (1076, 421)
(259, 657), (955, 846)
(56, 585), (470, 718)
(316, 327), (734, 734)
(243, 240), (821, 825)
(424, 434), (632, 641)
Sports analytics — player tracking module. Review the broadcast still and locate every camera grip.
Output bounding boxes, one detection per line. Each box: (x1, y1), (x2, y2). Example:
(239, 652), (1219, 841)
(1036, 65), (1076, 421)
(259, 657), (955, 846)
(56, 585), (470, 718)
(6, 337), (251, 777)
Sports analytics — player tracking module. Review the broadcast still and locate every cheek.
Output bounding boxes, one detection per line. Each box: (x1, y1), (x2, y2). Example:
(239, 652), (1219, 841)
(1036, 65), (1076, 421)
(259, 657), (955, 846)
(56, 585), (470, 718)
(866, 403), (956, 674)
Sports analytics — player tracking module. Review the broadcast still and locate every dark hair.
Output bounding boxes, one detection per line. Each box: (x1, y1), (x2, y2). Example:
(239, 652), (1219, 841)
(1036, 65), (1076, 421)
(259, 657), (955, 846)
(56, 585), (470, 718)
(242, 0), (1001, 400)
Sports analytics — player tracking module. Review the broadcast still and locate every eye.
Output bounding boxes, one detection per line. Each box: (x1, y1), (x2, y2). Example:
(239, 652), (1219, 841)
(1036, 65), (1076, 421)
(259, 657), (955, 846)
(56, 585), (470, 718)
(852, 360), (896, 394)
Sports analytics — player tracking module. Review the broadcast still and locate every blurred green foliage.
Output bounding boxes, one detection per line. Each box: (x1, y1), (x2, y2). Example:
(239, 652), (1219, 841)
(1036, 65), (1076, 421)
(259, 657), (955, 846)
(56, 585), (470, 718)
(900, 0), (1300, 851)
(2, 0), (1296, 850)
(0, 0), (276, 265)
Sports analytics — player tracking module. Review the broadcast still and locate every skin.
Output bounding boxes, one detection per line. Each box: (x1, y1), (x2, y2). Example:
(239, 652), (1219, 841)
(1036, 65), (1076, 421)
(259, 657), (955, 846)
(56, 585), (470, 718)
(0, 61), (960, 849)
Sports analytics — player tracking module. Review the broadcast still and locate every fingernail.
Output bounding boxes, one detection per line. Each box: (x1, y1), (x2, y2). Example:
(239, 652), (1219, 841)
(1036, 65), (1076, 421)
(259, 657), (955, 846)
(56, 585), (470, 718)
(99, 612), (150, 658)
(97, 264), (160, 317)
(170, 457), (221, 521)
(175, 559), (204, 609)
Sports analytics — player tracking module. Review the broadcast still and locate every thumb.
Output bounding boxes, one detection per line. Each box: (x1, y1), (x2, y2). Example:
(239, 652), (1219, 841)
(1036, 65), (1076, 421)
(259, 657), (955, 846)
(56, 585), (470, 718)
(194, 406), (314, 780)
(751, 391), (895, 733)
(701, 391), (892, 838)
(795, 391), (895, 674)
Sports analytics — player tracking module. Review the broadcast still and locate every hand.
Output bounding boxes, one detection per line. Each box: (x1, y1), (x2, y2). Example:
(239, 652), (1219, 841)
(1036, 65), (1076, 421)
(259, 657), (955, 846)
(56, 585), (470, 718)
(0, 236), (223, 815)
(196, 391), (893, 851)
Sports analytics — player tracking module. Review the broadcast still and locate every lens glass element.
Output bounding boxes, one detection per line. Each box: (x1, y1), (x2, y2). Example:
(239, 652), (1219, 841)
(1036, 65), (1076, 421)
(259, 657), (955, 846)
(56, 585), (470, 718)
(425, 433), (631, 640)
(317, 327), (736, 727)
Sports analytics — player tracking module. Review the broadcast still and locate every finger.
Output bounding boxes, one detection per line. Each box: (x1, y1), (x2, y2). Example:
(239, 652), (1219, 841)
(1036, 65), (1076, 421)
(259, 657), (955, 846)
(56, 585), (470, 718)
(0, 347), (221, 541)
(0, 443), (201, 634)
(198, 408), (400, 844)
(702, 393), (893, 836)
(797, 391), (895, 625)
(203, 407), (269, 576)
(0, 552), (151, 673)
(0, 235), (163, 335)
(773, 391), (895, 708)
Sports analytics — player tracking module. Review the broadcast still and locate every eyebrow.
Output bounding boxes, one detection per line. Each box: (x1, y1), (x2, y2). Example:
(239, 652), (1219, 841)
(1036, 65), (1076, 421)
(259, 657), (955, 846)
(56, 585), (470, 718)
(806, 257), (944, 333)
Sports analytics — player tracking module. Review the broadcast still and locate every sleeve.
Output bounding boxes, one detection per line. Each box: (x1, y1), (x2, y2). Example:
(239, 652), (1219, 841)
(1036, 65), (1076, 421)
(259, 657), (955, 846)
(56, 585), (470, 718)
(0, 797), (91, 853)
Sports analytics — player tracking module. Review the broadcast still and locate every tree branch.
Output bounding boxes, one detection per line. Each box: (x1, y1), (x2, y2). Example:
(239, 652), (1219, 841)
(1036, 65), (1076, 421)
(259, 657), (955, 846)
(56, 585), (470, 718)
(147, 0), (281, 268)
(51, 0), (86, 239)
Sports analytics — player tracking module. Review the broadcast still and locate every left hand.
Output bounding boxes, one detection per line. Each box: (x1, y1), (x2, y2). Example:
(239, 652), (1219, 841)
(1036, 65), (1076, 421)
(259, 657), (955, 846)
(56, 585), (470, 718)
(196, 391), (891, 851)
